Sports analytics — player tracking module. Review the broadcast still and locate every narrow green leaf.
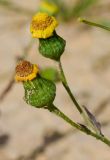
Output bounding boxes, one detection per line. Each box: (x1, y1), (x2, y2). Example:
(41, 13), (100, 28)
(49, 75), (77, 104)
(79, 18), (110, 31)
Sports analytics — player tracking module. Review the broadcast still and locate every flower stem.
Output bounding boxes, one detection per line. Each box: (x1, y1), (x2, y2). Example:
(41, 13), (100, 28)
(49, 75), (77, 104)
(47, 104), (110, 147)
(59, 59), (82, 113)
(79, 18), (110, 31)
(58, 59), (104, 133)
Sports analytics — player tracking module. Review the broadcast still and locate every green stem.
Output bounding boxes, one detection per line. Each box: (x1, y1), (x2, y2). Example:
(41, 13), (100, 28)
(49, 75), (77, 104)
(59, 60), (82, 113)
(79, 18), (110, 31)
(58, 59), (104, 134)
(47, 104), (110, 147)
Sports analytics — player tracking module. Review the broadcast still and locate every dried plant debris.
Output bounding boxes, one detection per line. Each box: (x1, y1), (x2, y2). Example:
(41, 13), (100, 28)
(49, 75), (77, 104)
(0, 134), (10, 147)
(82, 106), (103, 136)
(0, 78), (15, 102)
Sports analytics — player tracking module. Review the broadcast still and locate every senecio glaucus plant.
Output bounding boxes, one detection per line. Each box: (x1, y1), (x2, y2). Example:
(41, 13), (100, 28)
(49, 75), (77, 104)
(15, 12), (110, 147)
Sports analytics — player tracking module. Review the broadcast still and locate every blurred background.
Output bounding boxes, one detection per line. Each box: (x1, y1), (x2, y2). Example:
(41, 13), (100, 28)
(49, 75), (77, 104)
(0, 0), (110, 159)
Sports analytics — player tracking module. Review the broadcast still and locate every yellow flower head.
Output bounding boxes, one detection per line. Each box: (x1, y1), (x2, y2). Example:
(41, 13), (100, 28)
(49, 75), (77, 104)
(30, 12), (58, 39)
(40, 1), (59, 15)
(15, 61), (39, 82)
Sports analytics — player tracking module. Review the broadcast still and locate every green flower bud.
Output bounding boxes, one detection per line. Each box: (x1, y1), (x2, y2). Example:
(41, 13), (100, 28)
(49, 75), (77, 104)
(15, 60), (56, 108)
(39, 32), (66, 61)
(23, 75), (56, 108)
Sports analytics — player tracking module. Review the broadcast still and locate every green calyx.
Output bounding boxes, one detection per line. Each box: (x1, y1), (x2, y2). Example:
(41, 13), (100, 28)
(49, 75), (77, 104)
(39, 32), (66, 61)
(23, 75), (56, 108)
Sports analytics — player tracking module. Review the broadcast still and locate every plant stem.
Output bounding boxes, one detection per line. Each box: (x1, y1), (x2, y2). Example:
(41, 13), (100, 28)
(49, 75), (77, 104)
(59, 59), (82, 113)
(58, 59), (104, 133)
(79, 18), (110, 31)
(47, 104), (110, 147)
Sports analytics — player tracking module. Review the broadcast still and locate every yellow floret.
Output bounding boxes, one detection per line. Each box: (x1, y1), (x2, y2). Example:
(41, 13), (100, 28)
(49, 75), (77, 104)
(30, 12), (58, 39)
(15, 64), (39, 82)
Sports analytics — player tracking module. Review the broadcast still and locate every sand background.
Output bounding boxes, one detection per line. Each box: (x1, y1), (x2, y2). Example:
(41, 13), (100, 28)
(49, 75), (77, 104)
(0, 0), (110, 159)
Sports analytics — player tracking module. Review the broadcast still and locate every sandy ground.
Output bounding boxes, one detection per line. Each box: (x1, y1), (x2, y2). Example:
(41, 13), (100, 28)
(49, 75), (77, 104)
(0, 0), (110, 160)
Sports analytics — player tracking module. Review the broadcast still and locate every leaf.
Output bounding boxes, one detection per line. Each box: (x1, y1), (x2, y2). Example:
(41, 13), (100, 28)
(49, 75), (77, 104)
(82, 106), (103, 136)
(79, 18), (110, 31)
(40, 67), (60, 83)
